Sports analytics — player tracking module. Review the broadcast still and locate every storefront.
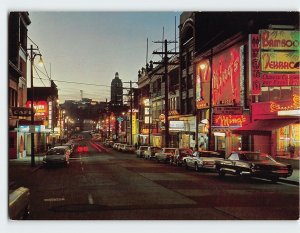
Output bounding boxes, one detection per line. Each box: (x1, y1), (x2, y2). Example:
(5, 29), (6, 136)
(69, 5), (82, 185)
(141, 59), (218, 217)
(177, 117), (196, 149)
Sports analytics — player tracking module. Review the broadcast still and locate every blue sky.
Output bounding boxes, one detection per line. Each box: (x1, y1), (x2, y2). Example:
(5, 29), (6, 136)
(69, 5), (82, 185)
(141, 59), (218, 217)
(28, 12), (181, 102)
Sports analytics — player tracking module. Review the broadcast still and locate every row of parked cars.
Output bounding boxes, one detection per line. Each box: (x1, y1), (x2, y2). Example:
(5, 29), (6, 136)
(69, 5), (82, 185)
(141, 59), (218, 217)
(135, 146), (293, 183)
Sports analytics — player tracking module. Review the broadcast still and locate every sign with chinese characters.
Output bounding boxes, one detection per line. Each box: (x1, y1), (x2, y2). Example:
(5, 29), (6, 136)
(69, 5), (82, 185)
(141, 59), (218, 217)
(196, 59), (210, 109)
(213, 114), (249, 127)
(262, 73), (300, 86)
(212, 44), (241, 106)
(260, 30), (300, 51)
(25, 101), (48, 120)
(261, 51), (300, 72)
(249, 34), (261, 95)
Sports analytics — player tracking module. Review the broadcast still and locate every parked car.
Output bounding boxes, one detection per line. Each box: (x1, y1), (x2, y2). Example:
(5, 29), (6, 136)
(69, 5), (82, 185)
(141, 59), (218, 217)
(155, 148), (177, 163)
(9, 186), (30, 220)
(183, 150), (224, 171)
(113, 143), (121, 150)
(43, 146), (70, 167)
(124, 145), (135, 153)
(215, 151), (293, 182)
(136, 146), (149, 158)
(117, 143), (127, 151)
(144, 146), (161, 160)
(170, 148), (193, 166)
(63, 142), (75, 155)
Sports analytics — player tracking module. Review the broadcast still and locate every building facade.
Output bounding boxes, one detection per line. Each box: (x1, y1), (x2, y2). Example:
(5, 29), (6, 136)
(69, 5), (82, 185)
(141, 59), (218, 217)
(8, 12), (31, 159)
(111, 72), (123, 107)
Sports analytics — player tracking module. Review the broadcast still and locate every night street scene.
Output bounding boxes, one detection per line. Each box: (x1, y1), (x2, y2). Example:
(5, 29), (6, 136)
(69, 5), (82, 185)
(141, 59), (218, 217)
(4, 4), (300, 233)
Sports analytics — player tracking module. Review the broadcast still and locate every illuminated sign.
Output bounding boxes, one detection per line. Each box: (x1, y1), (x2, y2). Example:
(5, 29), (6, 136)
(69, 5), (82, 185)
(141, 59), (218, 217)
(249, 34), (261, 95)
(262, 73), (299, 86)
(261, 51), (299, 72)
(260, 30), (300, 50)
(25, 101), (48, 119)
(252, 95), (300, 118)
(213, 115), (249, 127)
(212, 44), (241, 106)
(270, 94), (300, 112)
(169, 121), (185, 131)
(132, 112), (137, 134)
(196, 59), (210, 109)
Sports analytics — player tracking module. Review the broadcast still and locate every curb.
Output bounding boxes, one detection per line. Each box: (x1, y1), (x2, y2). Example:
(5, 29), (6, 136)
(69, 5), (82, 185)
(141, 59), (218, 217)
(278, 179), (299, 186)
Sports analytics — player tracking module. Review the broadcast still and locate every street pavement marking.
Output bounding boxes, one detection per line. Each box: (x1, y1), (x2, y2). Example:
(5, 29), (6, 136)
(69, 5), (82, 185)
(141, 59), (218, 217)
(88, 194), (94, 204)
(44, 197), (65, 202)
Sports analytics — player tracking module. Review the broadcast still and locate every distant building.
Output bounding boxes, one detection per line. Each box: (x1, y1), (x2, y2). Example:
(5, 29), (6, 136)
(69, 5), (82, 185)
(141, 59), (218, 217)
(110, 72), (123, 106)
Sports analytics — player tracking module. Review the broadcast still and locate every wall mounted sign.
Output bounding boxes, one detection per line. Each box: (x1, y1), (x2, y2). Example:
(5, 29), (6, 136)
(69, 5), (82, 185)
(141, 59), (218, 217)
(261, 51), (299, 72)
(249, 34), (261, 95)
(25, 100), (48, 119)
(169, 120), (185, 131)
(260, 30), (299, 51)
(212, 44), (241, 106)
(262, 73), (299, 86)
(214, 106), (243, 115)
(213, 114), (249, 127)
(11, 107), (32, 117)
(196, 59), (210, 109)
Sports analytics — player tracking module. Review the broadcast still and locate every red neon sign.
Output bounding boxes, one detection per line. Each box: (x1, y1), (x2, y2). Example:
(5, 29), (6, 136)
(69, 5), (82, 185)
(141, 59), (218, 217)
(213, 114), (249, 127)
(212, 45), (241, 106)
(25, 101), (48, 119)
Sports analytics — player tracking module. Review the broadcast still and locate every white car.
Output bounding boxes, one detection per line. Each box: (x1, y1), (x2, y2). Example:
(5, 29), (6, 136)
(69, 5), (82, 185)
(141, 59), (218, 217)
(113, 143), (121, 150)
(9, 187), (30, 220)
(124, 145), (135, 153)
(183, 151), (224, 171)
(136, 146), (148, 158)
(144, 146), (161, 160)
(43, 146), (70, 167)
(155, 148), (177, 163)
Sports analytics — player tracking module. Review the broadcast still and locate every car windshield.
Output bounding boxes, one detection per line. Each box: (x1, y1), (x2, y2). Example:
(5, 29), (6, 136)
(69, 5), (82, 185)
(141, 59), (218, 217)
(180, 149), (193, 155)
(46, 148), (65, 155)
(239, 153), (274, 161)
(151, 147), (161, 152)
(140, 146), (148, 150)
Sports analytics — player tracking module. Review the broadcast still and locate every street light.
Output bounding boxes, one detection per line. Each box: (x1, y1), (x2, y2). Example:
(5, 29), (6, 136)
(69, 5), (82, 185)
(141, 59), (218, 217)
(28, 44), (43, 167)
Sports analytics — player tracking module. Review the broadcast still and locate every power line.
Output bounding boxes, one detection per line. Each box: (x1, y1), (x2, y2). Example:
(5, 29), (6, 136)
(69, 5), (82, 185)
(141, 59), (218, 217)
(33, 65), (46, 87)
(32, 76), (112, 87)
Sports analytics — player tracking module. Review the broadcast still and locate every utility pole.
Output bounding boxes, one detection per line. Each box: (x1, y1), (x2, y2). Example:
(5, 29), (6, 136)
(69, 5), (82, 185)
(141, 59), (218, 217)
(152, 40), (178, 148)
(30, 45), (35, 167)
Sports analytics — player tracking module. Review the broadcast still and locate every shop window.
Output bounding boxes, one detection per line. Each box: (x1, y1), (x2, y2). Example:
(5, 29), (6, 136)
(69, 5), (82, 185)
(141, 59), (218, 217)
(269, 87), (281, 101)
(292, 86), (300, 96)
(228, 153), (239, 160)
(281, 87), (292, 101)
(259, 87), (269, 102)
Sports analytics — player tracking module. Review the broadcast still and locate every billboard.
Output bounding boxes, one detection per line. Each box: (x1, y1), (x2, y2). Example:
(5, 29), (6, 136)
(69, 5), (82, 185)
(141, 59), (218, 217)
(212, 44), (241, 106)
(260, 30), (299, 51)
(261, 51), (300, 72)
(25, 100), (48, 120)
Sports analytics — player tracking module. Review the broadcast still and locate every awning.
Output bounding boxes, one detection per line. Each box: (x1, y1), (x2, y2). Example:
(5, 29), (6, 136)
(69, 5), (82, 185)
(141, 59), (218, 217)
(232, 118), (299, 135)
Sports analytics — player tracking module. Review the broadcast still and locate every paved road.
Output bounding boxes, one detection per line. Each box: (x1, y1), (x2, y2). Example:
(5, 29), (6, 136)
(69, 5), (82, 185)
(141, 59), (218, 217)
(8, 137), (299, 220)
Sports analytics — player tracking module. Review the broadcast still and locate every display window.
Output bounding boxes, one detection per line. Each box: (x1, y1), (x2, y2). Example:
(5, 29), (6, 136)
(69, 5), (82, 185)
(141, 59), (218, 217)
(277, 124), (300, 157)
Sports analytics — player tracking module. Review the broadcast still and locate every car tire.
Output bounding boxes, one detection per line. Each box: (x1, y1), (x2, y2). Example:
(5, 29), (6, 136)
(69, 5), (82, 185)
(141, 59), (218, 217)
(218, 170), (225, 178)
(184, 161), (188, 170)
(194, 163), (199, 171)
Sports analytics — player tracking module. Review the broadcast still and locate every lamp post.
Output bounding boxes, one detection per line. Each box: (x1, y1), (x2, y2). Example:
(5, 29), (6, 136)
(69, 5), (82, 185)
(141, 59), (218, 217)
(28, 44), (43, 167)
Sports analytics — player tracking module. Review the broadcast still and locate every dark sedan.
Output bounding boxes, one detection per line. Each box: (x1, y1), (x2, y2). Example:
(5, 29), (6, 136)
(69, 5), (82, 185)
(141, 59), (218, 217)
(215, 151), (293, 182)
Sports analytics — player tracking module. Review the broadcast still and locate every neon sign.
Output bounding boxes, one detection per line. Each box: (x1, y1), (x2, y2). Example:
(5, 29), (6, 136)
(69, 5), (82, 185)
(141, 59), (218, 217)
(270, 94), (300, 112)
(212, 45), (241, 106)
(213, 115), (249, 127)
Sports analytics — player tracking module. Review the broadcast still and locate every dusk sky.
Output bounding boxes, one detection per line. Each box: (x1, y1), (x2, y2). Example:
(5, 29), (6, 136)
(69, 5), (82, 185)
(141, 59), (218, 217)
(28, 12), (181, 103)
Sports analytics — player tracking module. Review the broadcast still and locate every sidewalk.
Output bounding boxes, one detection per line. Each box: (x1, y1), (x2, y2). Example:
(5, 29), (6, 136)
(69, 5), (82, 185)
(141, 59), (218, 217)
(9, 154), (44, 172)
